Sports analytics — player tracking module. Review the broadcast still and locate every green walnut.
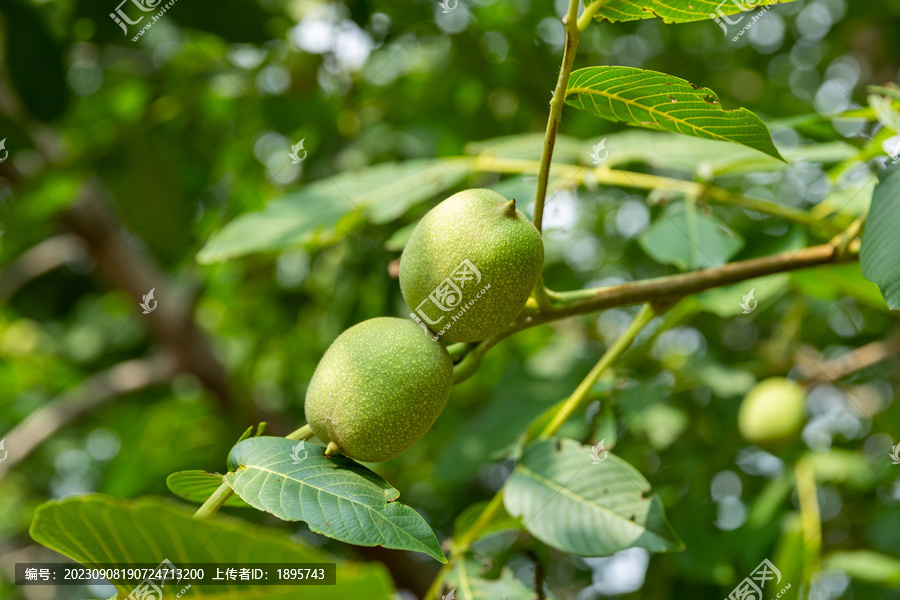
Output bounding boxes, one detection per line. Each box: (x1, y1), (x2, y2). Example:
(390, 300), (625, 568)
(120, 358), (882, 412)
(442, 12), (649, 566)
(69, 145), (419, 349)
(304, 317), (453, 462)
(399, 188), (544, 343)
(738, 377), (806, 444)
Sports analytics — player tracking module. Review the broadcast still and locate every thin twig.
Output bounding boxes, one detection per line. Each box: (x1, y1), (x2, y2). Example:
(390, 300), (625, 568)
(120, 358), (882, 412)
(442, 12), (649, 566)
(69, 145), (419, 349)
(463, 155), (847, 234)
(529, 0), (585, 310)
(193, 425), (314, 519)
(431, 302), (659, 599)
(795, 331), (900, 383)
(193, 480), (234, 518)
(286, 424), (314, 441)
(536, 303), (656, 440)
(0, 235), (88, 304)
(533, 0), (582, 234)
(577, 0), (609, 31)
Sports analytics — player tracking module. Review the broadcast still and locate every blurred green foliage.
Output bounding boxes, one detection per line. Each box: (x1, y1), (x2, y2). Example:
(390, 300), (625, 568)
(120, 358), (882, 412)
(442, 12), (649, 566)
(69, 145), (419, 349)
(1, 0), (900, 598)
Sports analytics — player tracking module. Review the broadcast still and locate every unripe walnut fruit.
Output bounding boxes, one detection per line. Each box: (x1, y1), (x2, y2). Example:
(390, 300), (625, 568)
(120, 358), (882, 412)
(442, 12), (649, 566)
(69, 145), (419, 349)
(304, 317), (453, 463)
(399, 189), (544, 343)
(738, 377), (806, 444)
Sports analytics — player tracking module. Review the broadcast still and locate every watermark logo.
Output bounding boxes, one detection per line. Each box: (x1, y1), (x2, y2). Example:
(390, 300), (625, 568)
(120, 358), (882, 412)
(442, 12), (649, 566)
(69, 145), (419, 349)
(0, 138), (8, 163)
(0, 439), (7, 464)
(589, 439), (609, 464)
(110, 0), (159, 35)
(438, 0), (457, 13)
(711, 0), (776, 41)
(126, 558), (191, 600)
(590, 138), (608, 165)
(443, 589), (456, 600)
(140, 288), (157, 314)
(890, 442), (900, 465)
(740, 288), (757, 314)
(410, 259), (492, 341)
(289, 139), (307, 164)
(726, 559), (790, 600)
(290, 441), (308, 465)
(110, 0), (180, 42)
(887, 142), (900, 165)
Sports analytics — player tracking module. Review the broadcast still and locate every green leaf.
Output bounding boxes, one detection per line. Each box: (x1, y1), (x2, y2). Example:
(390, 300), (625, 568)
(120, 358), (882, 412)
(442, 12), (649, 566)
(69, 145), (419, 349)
(465, 133), (587, 163)
(860, 164), (900, 309)
(818, 173), (875, 219)
(197, 159), (470, 263)
(626, 403), (688, 450)
(805, 449), (877, 489)
(225, 437), (446, 563)
(236, 425), (255, 443)
(593, 0), (800, 24)
(791, 264), (886, 311)
(639, 201), (744, 270)
(565, 67), (784, 160)
(822, 551), (900, 587)
(692, 364), (756, 399)
(166, 470), (249, 507)
(868, 94), (900, 132)
(29, 495), (395, 600)
(573, 130), (852, 176)
(443, 558), (537, 600)
(504, 438), (682, 557)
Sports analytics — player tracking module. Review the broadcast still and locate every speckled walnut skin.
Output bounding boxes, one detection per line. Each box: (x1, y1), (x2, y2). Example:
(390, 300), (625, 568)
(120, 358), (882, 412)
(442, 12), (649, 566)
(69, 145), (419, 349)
(399, 188), (545, 343)
(304, 317), (453, 463)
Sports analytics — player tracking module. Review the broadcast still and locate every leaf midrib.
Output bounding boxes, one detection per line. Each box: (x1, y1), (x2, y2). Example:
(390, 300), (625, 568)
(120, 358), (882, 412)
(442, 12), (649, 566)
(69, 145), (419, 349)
(235, 464), (385, 505)
(596, 0), (796, 23)
(515, 464), (670, 545)
(566, 78), (735, 144)
(230, 464), (434, 554)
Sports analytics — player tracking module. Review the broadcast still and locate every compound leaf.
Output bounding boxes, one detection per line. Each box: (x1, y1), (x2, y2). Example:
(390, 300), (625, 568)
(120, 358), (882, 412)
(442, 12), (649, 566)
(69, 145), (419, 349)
(198, 159), (470, 263)
(593, 0), (800, 24)
(504, 438), (682, 556)
(639, 201), (744, 270)
(860, 163), (900, 310)
(166, 470), (249, 507)
(566, 67), (784, 160)
(225, 437), (446, 563)
(30, 495), (394, 600)
(443, 558), (537, 600)
(822, 551), (900, 586)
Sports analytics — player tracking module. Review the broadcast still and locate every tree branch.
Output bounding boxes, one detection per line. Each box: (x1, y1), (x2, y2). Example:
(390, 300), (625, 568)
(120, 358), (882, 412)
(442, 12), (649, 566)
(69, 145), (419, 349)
(0, 235), (89, 304)
(0, 353), (178, 480)
(795, 329), (900, 383)
(63, 181), (233, 409)
(540, 240), (859, 320)
(453, 240), (859, 382)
